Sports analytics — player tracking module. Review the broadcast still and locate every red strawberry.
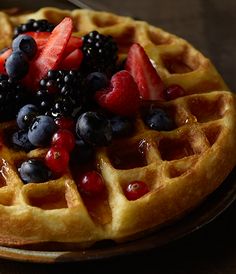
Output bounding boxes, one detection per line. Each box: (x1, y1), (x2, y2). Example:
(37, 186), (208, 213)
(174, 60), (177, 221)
(25, 32), (50, 50)
(125, 43), (165, 101)
(60, 48), (83, 70)
(0, 48), (12, 74)
(23, 17), (73, 90)
(63, 36), (83, 57)
(25, 32), (83, 54)
(95, 70), (140, 116)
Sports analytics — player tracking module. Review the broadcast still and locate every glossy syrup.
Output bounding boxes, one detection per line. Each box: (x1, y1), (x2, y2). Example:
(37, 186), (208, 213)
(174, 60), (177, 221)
(158, 138), (194, 161)
(109, 139), (148, 170)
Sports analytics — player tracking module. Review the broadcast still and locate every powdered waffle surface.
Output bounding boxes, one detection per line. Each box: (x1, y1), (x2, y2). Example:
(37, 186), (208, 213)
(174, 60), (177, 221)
(0, 7), (235, 249)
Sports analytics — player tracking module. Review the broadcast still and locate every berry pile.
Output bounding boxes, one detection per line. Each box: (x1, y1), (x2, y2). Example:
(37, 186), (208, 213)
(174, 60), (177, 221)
(0, 17), (186, 201)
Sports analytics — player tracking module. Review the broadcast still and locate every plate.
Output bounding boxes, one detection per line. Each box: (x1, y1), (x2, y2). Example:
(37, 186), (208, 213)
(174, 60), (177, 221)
(0, 167), (235, 263)
(0, 0), (235, 264)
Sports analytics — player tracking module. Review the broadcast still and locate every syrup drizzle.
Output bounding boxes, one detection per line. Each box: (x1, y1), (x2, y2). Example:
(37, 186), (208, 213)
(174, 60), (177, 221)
(109, 139), (148, 170)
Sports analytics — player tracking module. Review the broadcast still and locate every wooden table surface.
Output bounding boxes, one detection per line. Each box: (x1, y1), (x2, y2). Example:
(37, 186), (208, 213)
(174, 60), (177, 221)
(0, 0), (235, 273)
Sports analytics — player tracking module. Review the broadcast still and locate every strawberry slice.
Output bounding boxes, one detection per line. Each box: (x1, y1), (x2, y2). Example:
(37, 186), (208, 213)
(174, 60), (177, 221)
(25, 32), (50, 50)
(95, 70), (140, 116)
(63, 36), (83, 57)
(60, 48), (83, 70)
(23, 17), (73, 90)
(25, 32), (83, 54)
(125, 43), (165, 101)
(0, 48), (12, 74)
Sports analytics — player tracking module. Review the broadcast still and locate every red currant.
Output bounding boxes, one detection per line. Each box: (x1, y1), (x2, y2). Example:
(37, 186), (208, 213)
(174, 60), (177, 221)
(54, 117), (75, 131)
(124, 181), (149, 200)
(164, 84), (185, 100)
(51, 129), (75, 152)
(77, 171), (105, 196)
(45, 146), (69, 174)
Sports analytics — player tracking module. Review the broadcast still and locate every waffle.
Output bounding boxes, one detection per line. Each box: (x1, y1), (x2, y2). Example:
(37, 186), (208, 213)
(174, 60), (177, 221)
(0, 7), (235, 249)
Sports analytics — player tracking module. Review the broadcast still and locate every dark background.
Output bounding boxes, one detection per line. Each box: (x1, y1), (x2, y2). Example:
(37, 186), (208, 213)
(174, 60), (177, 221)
(0, 0), (235, 273)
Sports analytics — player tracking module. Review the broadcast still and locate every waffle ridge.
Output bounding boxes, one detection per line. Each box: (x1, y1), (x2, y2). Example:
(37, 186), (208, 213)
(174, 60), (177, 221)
(0, 7), (235, 248)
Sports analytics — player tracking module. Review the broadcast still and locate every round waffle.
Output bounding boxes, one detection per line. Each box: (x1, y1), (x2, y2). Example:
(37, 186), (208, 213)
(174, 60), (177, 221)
(0, 7), (235, 249)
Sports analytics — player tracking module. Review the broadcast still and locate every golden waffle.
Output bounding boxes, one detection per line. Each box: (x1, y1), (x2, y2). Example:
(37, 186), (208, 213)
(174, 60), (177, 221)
(0, 7), (235, 249)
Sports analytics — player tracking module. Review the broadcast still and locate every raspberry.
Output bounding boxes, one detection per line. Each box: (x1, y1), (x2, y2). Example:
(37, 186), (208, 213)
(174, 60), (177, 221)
(95, 70), (140, 116)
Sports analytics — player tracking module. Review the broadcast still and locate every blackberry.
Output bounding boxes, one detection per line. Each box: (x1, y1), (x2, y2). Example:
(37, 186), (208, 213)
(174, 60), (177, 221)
(35, 70), (84, 118)
(81, 31), (118, 75)
(39, 70), (82, 97)
(0, 75), (28, 122)
(13, 19), (55, 38)
(50, 96), (75, 118)
(35, 90), (53, 112)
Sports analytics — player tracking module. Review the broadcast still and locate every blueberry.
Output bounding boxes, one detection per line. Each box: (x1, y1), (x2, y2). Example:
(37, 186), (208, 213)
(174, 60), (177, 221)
(76, 111), (112, 146)
(12, 34), (37, 59)
(145, 108), (174, 131)
(19, 159), (52, 183)
(86, 72), (108, 93)
(17, 104), (39, 130)
(11, 130), (35, 152)
(5, 51), (29, 80)
(71, 138), (94, 164)
(110, 116), (134, 137)
(28, 115), (57, 147)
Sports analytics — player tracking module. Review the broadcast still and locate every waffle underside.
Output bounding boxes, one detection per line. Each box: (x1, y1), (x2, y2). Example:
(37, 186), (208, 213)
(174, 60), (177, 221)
(0, 7), (235, 249)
